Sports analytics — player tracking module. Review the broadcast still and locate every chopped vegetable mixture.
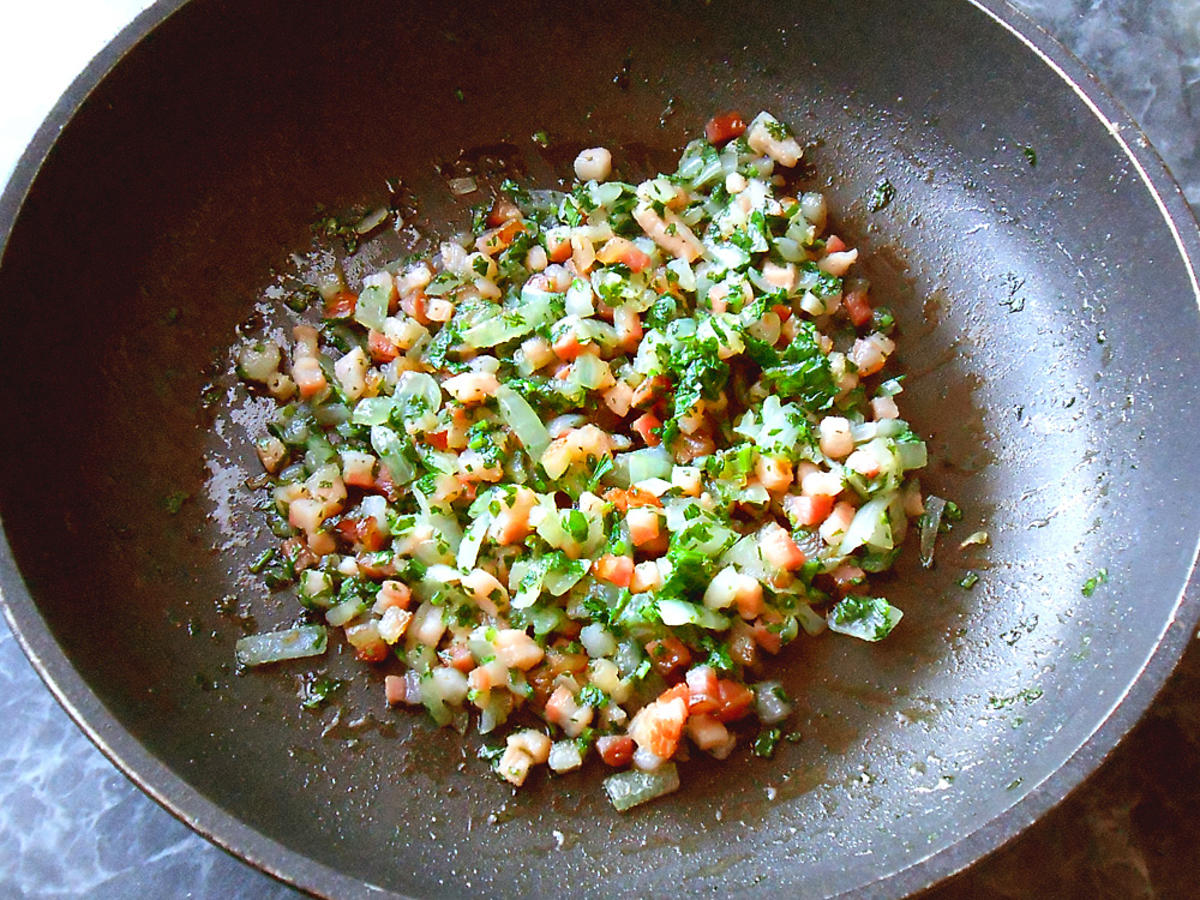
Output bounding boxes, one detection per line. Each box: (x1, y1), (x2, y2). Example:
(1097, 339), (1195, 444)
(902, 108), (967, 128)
(233, 111), (928, 810)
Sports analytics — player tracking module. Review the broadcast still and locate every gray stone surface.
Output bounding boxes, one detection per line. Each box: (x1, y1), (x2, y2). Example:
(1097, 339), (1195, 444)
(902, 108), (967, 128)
(1, 1), (1198, 897)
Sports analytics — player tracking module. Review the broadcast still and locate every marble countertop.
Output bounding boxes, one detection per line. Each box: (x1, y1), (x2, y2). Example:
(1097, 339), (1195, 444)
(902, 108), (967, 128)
(2, 1), (1198, 897)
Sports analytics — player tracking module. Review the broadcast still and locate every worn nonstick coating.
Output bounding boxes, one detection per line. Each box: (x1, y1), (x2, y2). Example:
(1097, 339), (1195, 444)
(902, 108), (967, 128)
(2, 0), (1199, 897)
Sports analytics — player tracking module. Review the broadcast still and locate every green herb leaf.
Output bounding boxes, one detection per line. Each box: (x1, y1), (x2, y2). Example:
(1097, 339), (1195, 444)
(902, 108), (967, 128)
(827, 596), (903, 642)
(1081, 568), (1109, 597)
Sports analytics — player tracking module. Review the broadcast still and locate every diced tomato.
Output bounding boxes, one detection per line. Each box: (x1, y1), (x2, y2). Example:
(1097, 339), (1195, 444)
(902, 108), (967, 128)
(354, 640), (389, 663)
(331, 518), (358, 545)
(546, 232), (573, 263)
(324, 291), (357, 319)
(603, 486), (663, 512)
(376, 579), (412, 611)
(626, 506), (662, 547)
(293, 358), (327, 400)
(613, 306), (643, 352)
(594, 553), (634, 588)
(645, 636), (692, 679)
(630, 696), (688, 759)
(324, 290), (357, 319)
(791, 493), (835, 527)
(632, 412), (662, 447)
(631, 374), (670, 409)
(552, 330), (584, 362)
(825, 235), (847, 254)
(626, 486), (663, 509)
(760, 522), (807, 570)
(772, 303), (793, 322)
(659, 682), (691, 705)
(639, 533), (670, 556)
(468, 664), (496, 694)
(597, 734), (635, 767)
(359, 518), (389, 552)
(477, 218), (526, 256)
(830, 564), (865, 590)
(686, 666), (720, 715)
(400, 290), (428, 324)
(713, 679), (755, 723)
(384, 674), (408, 705)
(439, 643), (476, 673)
(373, 466), (398, 501)
(368, 329), (399, 363)
(705, 111), (747, 146)
(755, 454), (794, 493)
(596, 237), (653, 273)
(544, 645), (586, 680)
(844, 286), (873, 327)
(356, 553), (396, 579)
(544, 685), (576, 728)
(487, 196), (522, 227)
(424, 430), (450, 451)
(753, 619), (783, 655)
(333, 516), (389, 553)
(342, 460), (376, 490)
(455, 475), (478, 502)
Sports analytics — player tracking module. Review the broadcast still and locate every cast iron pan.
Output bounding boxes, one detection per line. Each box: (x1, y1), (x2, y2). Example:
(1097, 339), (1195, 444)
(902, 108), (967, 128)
(2, 1), (1199, 896)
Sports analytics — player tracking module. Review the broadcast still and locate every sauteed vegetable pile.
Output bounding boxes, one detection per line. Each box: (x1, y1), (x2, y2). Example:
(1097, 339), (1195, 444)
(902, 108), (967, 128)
(233, 111), (927, 809)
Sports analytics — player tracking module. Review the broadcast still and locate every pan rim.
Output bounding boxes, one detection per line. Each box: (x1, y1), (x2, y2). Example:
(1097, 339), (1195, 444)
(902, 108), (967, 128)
(1, 0), (1198, 897)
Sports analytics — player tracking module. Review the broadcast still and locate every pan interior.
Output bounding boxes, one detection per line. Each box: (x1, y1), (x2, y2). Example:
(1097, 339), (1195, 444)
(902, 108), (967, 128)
(1, 1), (1198, 896)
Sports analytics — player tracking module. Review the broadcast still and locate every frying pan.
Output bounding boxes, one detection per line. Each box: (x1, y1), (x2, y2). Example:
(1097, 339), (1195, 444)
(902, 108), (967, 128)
(2, 0), (1198, 896)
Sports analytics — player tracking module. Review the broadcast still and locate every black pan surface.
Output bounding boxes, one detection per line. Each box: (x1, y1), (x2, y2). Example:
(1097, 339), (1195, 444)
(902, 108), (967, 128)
(1, 1), (1198, 897)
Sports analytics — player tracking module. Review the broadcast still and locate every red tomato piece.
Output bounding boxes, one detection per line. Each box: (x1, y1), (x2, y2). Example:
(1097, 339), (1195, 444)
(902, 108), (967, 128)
(594, 553), (634, 588)
(713, 679), (755, 723)
(791, 494), (835, 527)
(597, 735), (635, 767)
(844, 287), (873, 327)
(705, 111), (747, 146)
(487, 196), (522, 226)
(368, 329), (399, 363)
(324, 290), (357, 319)
(632, 412), (662, 447)
(645, 636), (693, 679)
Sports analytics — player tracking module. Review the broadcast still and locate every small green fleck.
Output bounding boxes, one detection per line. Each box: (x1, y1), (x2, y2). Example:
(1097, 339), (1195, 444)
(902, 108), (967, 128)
(300, 676), (342, 709)
(753, 726), (782, 759)
(163, 307), (181, 325)
(1022, 145), (1037, 167)
(958, 572), (979, 590)
(478, 742), (505, 764)
(531, 129), (550, 148)
(868, 179), (896, 212)
(1081, 568), (1109, 597)
(988, 687), (1043, 710)
(249, 548), (275, 574)
(453, 87), (465, 103)
(163, 490), (190, 514)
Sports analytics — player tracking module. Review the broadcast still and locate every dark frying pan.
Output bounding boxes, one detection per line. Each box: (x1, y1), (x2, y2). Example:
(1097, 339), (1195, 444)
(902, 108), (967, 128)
(2, 1), (1198, 896)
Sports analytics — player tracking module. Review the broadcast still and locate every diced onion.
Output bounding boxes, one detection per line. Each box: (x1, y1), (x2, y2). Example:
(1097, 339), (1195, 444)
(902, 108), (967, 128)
(496, 386), (551, 460)
(604, 763), (681, 811)
(235, 626), (327, 667)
